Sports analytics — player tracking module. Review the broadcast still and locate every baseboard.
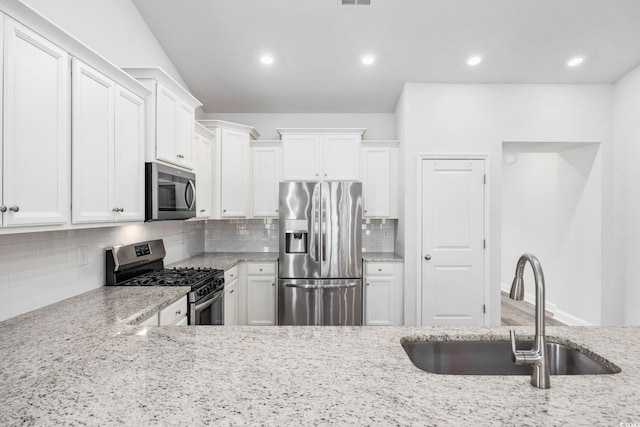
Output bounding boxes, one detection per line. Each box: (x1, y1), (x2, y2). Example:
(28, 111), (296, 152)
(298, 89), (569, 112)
(501, 282), (592, 326)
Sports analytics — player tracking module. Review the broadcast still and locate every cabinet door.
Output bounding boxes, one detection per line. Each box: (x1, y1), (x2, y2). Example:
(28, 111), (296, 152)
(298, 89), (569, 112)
(365, 276), (395, 326)
(281, 135), (321, 180)
(220, 129), (248, 217)
(224, 279), (239, 326)
(252, 146), (280, 217)
(246, 276), (276, 326)
(155, 83), (176, 164)
(195, 132), (212, 218)
(71, 60), (115, 224)
(322, 134), (360, 180)
(362, 147), (390, 218)
(114, 86), (145, 222)
(3, 18), (70, 227)
(174, 102), (194, 169)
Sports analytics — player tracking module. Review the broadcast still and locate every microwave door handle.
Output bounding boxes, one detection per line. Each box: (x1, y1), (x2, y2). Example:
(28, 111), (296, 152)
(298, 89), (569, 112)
(185, 180), (196, 210)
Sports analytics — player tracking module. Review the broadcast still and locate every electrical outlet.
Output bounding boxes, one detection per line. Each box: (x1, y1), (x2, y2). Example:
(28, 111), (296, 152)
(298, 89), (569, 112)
(78, 246), (88, 266)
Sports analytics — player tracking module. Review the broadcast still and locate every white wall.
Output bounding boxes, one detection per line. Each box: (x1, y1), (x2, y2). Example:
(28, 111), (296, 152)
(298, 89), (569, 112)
(396, 83), (613, 326)
(613, 64), (640, 325)
(199, 113), (396, 140)
(501, 146), (602, 325)
(20, 0), (188, 89)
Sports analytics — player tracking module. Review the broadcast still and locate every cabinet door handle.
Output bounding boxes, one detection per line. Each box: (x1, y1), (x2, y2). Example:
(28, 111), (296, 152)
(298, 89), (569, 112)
(0, 206), (6, 213)
(9, 206), (20, 212)
(424, 255), (432, 261)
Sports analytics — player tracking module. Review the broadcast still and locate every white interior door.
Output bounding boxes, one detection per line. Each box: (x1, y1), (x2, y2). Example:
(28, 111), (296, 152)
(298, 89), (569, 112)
(421, 159), (485, 326)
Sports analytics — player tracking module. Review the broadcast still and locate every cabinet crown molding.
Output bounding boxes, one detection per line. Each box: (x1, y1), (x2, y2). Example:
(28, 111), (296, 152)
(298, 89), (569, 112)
(195, 122), (215, 139)
(122, 67), (202, 110)
(361, 140), (400, 147)
(198, 120), (260, 140)
(277, 128), (366, 137)
(0, 0), (150, 99)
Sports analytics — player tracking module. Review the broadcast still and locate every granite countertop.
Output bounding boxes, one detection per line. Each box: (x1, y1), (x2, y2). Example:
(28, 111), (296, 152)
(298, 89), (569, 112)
(363, 252), (404, 262)
(1, 279), (639, 426)
(167, 252), (278, 270)
(169, 252), (403, 270)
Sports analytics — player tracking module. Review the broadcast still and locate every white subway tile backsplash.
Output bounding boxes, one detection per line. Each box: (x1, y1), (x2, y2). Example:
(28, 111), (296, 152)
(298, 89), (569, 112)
(0, 220), (205, 322)
(0, 217), (394, 322)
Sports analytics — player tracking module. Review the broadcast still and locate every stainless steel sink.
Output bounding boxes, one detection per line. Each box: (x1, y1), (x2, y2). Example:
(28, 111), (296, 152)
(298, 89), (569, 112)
(401, 339), (621, 375)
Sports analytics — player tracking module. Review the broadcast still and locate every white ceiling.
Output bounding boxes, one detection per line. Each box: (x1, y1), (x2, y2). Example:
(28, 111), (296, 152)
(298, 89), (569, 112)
(131, 0), (640, 114)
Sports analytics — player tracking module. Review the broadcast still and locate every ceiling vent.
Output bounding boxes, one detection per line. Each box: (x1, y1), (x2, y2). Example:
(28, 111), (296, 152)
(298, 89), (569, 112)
(341, 0), (371, 5)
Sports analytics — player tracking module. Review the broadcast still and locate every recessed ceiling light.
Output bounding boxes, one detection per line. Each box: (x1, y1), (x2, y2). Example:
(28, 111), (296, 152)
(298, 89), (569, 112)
(361, 55), (376, 66)
(466, 54), (483, 67)
(566, 55), (585, 67)
(260, 54), (275, 66)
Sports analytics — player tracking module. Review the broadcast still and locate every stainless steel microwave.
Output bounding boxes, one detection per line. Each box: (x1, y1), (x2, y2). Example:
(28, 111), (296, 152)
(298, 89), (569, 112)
(145, 163), (196, 221)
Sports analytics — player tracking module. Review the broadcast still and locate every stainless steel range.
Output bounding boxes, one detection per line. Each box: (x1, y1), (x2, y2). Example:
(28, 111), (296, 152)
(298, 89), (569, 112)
(106, 239), (224, 325)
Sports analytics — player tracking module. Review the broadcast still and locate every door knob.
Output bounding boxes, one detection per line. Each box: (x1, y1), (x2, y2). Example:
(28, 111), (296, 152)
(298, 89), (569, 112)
(424, 255), (432, 261)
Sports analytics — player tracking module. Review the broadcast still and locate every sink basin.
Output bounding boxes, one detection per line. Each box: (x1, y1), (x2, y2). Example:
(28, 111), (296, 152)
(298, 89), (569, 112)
(401, 338), (621, 375)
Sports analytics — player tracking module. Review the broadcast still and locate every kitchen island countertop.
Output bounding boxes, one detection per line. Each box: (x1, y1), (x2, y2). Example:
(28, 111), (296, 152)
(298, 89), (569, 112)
(1, 285), (639, 425)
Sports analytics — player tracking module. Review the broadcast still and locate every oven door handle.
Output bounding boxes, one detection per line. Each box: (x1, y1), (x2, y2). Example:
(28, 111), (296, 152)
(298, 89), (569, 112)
(194, 289), (223, 313)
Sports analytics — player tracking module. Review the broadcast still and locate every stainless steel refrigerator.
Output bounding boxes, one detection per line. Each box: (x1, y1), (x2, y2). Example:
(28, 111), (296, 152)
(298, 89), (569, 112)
(278, 181), (363, 325)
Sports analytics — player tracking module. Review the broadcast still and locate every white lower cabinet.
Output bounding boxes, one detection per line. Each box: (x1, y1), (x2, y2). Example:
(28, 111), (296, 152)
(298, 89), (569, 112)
(364, 262), (404, 326)
(224, 265), (239, 326)
(245, 262), (277, 326)
(138, 294), (188, 326)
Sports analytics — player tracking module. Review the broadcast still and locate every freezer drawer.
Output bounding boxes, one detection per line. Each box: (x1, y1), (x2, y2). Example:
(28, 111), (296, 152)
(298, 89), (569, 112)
(278, 279), (362, 326)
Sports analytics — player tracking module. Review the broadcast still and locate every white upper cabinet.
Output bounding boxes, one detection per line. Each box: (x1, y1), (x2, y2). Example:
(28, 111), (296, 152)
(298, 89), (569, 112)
(321, 134), (361, 180)
(0, 4), (150, 233)
(122, 68), (201, 171)
(194, 122), (214, 218)
(72, 60), (145, 224)
(2, 17), (70, 227)
(278, 129), (365, 181)
(198, 120), (259, 219)
(113, 85), (145, 222)
(251, 142), (280, 218)
(280, 134), (321, 180)
(361, 141), (399, 219)
(71, 59), (115, 223)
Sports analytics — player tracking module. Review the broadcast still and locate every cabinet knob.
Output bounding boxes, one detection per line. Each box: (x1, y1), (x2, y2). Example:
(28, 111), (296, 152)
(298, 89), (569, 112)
(200, 209), (205, 213)
(177, 154), (184, 159)
(230, 289), (235, 294)
(120, 208), (124, 213)
(324, 173), (327, 177)
(315, 173), (319, 177)
(175, 310), (181, 316)
(223, 209), (227, 213)
(272, 283), (275, 286)
(9, 206), (20, 212)
(378, 268), (382, 272)
(259, 268), (263, 272)
(424, 254), (432, 261)
(366, 283), (370, 286)
(0, 206), (6, 213)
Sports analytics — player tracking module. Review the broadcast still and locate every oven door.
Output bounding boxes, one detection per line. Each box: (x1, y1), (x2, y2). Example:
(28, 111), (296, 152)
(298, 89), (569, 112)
(190, 288), (224, 325)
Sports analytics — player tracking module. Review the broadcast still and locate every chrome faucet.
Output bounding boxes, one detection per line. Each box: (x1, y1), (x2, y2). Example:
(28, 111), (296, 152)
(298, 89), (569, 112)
(509, 253), (551, 389)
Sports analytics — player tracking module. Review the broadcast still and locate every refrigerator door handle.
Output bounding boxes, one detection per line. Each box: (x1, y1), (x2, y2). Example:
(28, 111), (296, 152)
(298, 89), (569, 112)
(283, 282), (358, 289)
(311, 184), (320, 262)
(321, 192), (327, 262)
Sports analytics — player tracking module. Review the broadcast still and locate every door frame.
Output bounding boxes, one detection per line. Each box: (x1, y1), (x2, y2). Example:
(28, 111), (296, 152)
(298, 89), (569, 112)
(415, 153), (492, 327)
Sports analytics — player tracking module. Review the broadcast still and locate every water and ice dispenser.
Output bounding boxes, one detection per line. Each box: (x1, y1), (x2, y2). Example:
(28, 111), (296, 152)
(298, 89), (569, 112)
(284, 220), (308, 254)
